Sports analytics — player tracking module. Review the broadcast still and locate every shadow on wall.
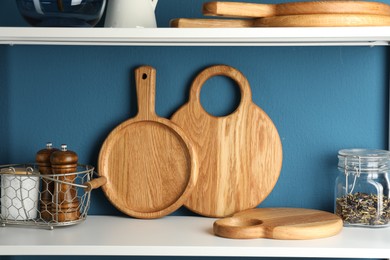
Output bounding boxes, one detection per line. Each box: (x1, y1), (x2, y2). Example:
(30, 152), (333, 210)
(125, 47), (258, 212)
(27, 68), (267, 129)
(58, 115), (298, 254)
(0, 46), (9, 164)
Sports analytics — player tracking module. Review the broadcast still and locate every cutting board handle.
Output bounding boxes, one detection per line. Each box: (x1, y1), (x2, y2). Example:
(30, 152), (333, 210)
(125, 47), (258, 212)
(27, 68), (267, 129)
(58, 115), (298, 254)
(213, 217), (265, 239)
(135, 66), (157, 120)
(203, 2), (275, 18)
(189, 65), (253, 115)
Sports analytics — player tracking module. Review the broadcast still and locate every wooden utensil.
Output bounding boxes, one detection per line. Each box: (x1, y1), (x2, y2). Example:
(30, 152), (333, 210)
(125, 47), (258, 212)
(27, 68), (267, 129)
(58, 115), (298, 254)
(98, 66), (198, 219)
(254, 14), (390, 27)
(214, 208), (343, 239)
(203, 1), (390, 18)
(171, 65), (282, 218)
(170, 18), (254, 28)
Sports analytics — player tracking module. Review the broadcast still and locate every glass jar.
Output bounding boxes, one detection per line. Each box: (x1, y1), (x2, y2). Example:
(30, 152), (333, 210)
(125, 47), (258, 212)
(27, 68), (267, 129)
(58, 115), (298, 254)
(335, 149), (390, 227)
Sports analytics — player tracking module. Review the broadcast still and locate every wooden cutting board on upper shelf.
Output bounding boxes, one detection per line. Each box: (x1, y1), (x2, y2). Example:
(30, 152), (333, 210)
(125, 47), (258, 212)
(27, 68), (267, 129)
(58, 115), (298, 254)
(171, 14), (390, 27)
(170, 18), (254, 28)
(171, 65), (283, 218)
(203, 1), (390, 18)
(171, 0), (390, 28)
(254, 14), (390, 27)
(214, 208), (343, 239)
(98, 66), (198, 219)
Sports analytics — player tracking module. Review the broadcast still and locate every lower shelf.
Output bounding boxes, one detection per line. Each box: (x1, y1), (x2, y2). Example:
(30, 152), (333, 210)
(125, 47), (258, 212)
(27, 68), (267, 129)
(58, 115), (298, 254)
(0, 215), (389, 258)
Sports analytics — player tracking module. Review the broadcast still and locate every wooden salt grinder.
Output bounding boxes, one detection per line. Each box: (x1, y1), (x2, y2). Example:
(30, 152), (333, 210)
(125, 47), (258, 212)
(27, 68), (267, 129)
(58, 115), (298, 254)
(51, 144), (80, 222)
(36, 142), (58, 221)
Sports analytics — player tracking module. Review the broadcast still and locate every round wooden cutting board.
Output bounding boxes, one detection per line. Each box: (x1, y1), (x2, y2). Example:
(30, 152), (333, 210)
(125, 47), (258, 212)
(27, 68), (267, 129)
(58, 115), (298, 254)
(98, 66), (198, 219)
(254, 14), (390, 27)
(171, 65), (283, 218)
(214, 208), (343, 239)
(203, 1), (390, 18)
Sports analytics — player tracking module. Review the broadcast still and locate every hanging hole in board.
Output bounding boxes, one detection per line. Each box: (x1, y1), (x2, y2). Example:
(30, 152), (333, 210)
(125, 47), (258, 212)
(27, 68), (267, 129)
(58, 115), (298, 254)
(200, 76), (241, 117)
(142, 73), (148, 80)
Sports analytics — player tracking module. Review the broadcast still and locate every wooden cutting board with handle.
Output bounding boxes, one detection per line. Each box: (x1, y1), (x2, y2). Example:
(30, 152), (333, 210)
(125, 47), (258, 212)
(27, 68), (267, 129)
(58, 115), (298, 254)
(171, 65), (282, 218)
(254, 14), (390, 27)
(214, 208), (343, 239)
(170, 14), (390, 28)
(98, 66), (198, 219)
(170, 18), (254, 28)
(203, 1), (390, 18)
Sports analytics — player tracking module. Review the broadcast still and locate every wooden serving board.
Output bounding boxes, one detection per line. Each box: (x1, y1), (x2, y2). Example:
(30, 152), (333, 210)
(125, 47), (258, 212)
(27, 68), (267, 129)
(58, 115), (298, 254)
(171, 65), (282, 217)
(203, 1), (390, 18)
(171, 14), (390, 28)
(170, 18), (254, 28)
(214, 208), (343, 239)
(254, 14), (390, 27)
(98, 66), (198, 219)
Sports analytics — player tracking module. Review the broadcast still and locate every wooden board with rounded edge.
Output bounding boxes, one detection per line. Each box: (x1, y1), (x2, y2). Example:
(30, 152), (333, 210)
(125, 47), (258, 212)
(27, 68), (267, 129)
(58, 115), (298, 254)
(171, 65), (282, 218)
(203, 1), (390, 18)
(254, 14), (390, 27)
(170, 18), (254, 28)
(98, 66), (198, 219)
(214, 208), (343, 239)
(170, 14), (390, 28)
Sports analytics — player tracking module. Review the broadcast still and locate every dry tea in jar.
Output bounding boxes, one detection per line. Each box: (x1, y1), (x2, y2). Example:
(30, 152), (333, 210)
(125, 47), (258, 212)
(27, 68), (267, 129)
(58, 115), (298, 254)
(335, 149), (390, 227)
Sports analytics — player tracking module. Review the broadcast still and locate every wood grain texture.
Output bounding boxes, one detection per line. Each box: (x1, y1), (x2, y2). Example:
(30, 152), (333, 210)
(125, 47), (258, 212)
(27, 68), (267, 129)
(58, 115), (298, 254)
(214, 208), (343, 239)
(171, 65), (282, 218)
(203, 1), (390, 18)
(170, 18), (254, 28)
(254, 14), (390, 27)
(84, 176), (107, 192)
(203, 2), (276, 18)
(98, 66), (198, 219)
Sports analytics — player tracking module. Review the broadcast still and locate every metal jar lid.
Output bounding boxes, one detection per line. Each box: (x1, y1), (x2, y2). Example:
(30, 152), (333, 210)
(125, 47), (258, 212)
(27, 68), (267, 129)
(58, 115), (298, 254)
(338, 149), (390, 172)
(0, 166), (38, 176)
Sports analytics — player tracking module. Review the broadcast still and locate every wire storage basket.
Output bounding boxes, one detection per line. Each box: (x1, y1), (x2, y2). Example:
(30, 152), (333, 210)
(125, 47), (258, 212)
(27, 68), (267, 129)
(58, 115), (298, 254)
(0, 164), (101, 229)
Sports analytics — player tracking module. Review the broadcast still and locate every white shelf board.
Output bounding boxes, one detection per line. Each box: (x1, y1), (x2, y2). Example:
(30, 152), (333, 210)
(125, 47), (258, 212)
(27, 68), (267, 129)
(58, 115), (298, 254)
(0, 27), (390, 46)
(0, 215), (389, 258)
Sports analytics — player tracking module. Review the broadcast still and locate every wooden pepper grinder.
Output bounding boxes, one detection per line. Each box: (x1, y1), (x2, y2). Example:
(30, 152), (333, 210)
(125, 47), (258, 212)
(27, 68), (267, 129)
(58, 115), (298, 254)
(51, 144), (80, 222)
(36, 142), (58, 221)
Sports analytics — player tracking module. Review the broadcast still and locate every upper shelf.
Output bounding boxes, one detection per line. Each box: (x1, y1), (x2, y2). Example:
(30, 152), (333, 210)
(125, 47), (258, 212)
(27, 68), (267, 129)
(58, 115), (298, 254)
(0, 27), (390, 46)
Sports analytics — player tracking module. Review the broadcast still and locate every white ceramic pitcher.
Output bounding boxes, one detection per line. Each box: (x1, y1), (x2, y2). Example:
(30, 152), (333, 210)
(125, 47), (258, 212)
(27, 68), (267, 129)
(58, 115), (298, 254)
(104, 0), (158, 28)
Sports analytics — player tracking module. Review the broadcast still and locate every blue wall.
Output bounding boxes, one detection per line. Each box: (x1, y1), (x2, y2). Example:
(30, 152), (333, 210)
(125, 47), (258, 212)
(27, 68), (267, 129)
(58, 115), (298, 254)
(0, 1), (388, 260)
(3, 44), (388, 218)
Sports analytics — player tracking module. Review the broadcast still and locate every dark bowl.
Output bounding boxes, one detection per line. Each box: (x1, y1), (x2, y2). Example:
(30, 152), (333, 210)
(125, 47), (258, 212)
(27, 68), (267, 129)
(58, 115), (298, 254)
(16, 0), (107, 27)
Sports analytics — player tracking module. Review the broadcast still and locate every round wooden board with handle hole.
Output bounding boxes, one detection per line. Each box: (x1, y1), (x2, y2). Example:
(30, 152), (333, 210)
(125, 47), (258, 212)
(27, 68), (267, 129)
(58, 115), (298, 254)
(214, 208), (343, 239)
(98, 66), (198, 219)
(203, 1), (390, 18)
(254, 14), (390, 27)
(171, 65), (283, 218)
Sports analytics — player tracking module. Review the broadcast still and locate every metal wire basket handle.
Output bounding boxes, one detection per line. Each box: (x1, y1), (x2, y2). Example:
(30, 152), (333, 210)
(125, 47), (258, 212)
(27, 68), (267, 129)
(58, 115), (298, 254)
(84, 176), (107, 191)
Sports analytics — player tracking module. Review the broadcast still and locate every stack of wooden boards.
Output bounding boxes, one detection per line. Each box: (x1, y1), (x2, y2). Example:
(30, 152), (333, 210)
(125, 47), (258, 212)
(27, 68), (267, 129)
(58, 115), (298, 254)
(171, 0), (390, 27)
(97, 64), (343, 240)
(98, 65), (283, 219)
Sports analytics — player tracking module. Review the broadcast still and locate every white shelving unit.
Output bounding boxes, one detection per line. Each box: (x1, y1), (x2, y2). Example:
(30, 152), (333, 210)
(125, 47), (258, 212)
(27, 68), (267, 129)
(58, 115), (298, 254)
(0, 27), (389, 259)
(0, 216), (389, 258)
(0, 27), (390, 46)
